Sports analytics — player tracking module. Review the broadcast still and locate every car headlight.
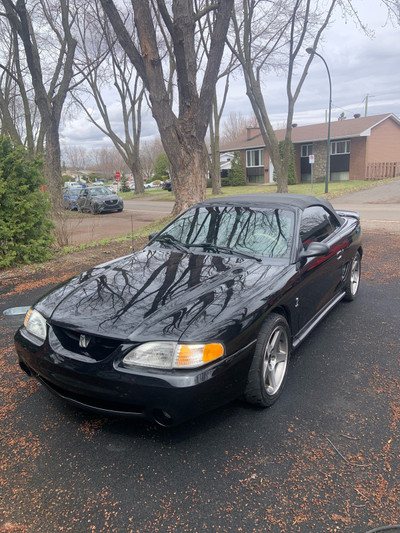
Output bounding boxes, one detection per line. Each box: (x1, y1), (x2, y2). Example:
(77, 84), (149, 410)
(122, 342), (224, 369)
(24, 308), (47, 343)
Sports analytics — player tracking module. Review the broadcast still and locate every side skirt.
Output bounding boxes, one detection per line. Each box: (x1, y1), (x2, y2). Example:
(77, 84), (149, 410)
(292, 291), (346, 350)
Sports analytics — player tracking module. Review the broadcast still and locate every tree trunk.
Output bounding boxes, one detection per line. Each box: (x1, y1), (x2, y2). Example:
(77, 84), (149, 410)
(131, 153), (145, 195)
(210, 98), (222, 195)
(44, 121), (63, 214)
(100, 0), (233, 215)
(168, 141), (207, 215)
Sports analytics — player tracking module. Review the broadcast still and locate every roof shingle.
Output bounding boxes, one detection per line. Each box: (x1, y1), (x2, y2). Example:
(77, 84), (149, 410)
(221, 113), (399, 151)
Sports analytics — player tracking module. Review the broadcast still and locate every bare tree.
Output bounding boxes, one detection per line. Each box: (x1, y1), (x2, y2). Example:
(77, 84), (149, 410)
(229, 0), (337, 192)
(229, 0), (399, 192)
(99, 0), (234, 215)
(221, 112), (255, 144)
(72, 2), (147, 194)
(90, 146), (129, 176)
(62, 144), (90, 170)
(0, 17), (44, 154)
(1, 0), (77, 211)
(140, 137), (164, 181)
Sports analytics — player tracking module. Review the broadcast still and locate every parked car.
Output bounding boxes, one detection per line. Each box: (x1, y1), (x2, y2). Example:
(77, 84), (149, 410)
(144, 181), (162, 189)
(162, 179), (172, 191)
(64, 181), (87, 189)
(15, 194), (362, 427)
(63, 187), (83, 210)
(76, 186), (123, 214)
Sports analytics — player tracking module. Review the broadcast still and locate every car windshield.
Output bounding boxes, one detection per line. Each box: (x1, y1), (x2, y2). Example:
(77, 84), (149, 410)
(68, 188), (81, 195)
(154, 205), (294, 258)
(89, 187), (113, 196)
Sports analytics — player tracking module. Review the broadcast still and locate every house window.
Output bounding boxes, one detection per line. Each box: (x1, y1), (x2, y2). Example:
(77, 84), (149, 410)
(331, 140), (350, 155)
(246, 149), (264, 167)
(301, 144), (313, 157)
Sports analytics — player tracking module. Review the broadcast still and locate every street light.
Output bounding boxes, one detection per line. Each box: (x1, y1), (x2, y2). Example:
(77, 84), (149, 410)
(306, 47), (332, 193)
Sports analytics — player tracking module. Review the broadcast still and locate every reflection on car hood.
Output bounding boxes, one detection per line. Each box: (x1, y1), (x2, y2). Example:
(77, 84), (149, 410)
(36, 249), (287, 341)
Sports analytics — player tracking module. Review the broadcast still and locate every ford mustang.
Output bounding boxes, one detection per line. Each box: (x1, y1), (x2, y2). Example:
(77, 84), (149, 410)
(15, 194), (362, 426)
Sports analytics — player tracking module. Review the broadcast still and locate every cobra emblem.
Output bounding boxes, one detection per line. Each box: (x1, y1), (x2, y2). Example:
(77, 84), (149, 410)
(79, 334), (91, 348)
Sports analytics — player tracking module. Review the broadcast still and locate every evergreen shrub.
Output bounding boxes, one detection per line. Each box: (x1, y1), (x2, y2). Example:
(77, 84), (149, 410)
(0, 136), (55, 267)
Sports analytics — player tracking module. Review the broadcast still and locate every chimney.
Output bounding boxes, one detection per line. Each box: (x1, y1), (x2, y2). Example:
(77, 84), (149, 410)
(292, 124), (298, 128)
(247, 127), (261, 140)
(353, 113), (361, 119)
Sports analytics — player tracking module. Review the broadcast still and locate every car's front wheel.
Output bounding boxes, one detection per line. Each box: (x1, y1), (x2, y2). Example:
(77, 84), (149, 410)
(344, 251), (361, 301)
(90, 203), (100, 214)
(244, 314), (291, 407)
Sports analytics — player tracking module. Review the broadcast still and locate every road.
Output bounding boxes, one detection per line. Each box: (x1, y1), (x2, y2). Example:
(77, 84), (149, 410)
(331, 179), (400, 234)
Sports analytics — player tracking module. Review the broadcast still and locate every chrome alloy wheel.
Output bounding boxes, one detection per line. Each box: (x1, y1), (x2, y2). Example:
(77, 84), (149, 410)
(262, 325), (289, 396)
(350, 255), (361, 296)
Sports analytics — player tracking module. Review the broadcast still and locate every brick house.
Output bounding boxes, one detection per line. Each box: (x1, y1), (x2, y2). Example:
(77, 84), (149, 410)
(220, 113), (400, 184)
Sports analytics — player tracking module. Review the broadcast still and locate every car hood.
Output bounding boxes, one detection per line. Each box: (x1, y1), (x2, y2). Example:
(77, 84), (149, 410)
(94, 193), (120, 200)
(36, 248), (288, 342)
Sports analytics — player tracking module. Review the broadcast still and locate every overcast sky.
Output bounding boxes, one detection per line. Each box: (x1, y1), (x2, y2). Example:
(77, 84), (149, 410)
(60, 0), (400, 151)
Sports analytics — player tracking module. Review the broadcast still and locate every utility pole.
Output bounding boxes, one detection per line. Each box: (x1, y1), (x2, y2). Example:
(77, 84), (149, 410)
(364, 94), (375, 117)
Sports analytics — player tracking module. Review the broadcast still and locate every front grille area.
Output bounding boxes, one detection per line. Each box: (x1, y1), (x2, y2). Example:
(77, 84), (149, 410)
(52, 325), (122, 361)
(105, 199), (118, 206)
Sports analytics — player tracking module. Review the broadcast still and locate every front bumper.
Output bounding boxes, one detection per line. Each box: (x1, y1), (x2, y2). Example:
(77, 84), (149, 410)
(15, 327), (254, 426)
(99, 201), (123, 212)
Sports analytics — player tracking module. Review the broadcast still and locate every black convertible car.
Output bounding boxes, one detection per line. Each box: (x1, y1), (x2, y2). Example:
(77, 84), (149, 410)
(15, 194), (362, 426)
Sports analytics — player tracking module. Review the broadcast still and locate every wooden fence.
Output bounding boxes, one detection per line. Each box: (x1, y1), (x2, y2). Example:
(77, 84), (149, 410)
(366, 162), (400, 179)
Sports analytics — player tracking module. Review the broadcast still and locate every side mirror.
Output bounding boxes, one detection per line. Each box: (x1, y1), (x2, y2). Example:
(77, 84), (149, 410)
(148, 231), (159, 242)
(299, 241), (330, 259)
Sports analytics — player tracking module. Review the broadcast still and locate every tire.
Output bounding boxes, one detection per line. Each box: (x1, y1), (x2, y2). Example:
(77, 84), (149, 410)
(344, 251), (361, 301)
(90, 203), (99, 214)
(244, 314), (291, 407)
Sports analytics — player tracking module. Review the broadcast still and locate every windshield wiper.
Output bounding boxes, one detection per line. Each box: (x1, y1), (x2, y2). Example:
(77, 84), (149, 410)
(154, 235), (189, 253)
(189, 243), (261, 262)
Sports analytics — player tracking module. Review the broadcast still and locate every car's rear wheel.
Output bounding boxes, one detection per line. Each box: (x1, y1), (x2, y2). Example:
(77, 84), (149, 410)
(344, 251), (361, 301)
(244, 314), (291, 407)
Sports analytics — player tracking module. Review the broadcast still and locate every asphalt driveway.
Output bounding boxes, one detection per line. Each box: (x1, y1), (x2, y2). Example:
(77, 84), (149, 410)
(1, 183), (400, 532)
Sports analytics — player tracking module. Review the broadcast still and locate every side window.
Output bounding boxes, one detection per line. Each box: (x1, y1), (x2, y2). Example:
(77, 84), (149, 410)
(300, 206), (337, 247)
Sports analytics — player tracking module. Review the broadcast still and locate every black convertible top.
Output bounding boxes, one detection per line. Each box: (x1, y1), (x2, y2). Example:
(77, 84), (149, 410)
(199, 193), (336, 212)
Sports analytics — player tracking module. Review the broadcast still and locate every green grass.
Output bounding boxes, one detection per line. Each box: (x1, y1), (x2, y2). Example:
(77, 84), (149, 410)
(142, 178), (397, 203)
(118, 188), (168, 200)
(206, 178), (397, 200)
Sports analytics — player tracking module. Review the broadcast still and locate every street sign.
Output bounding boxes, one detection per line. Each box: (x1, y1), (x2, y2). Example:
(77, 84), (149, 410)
(115, 171), (121, 182)
(309, 155), (315, 164)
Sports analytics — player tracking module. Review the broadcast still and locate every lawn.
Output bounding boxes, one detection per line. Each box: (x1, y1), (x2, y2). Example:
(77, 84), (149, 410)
(124, 178), (396, 202)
